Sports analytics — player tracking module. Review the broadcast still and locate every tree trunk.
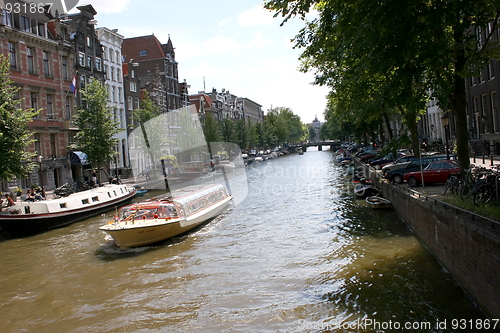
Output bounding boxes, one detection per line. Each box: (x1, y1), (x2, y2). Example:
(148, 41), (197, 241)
(449, 25), (470, 176)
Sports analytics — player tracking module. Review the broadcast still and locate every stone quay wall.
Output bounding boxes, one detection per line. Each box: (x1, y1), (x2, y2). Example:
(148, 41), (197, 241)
(370, 173), (500, 319)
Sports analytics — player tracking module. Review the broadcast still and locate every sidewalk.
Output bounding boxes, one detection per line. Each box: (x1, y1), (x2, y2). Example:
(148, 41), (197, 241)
(470, 155), (500, 169)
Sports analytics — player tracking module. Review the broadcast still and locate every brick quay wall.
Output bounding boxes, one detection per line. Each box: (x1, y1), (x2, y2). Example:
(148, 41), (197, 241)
(367, 170), (500, 319)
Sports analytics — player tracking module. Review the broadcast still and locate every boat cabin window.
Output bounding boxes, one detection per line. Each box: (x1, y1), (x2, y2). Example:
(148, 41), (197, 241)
(119, 207), (134, 219)
(92, 196), (99, 202)
(82, 199), (89, 204)
(59, 203), (67, 208)
(134, 208), (157, 219)
(157, 204), (177, 218)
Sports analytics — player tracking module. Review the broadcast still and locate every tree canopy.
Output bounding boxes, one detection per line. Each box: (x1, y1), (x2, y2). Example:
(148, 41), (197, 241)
(265, 0), (500, 174)
(71, 79), (120, 175)
(0, 55), (38, 181)
(199, 106), (306, 152)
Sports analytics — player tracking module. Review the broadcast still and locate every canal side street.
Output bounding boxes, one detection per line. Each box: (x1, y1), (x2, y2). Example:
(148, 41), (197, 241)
(356, 155), (500, 321)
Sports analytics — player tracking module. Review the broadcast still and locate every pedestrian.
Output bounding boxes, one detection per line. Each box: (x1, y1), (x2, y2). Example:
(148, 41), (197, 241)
(144, 167), (150, 180)
(92, 169), (97, 186)
(5, 193), (14, 207)
(26, 189), (35, 202)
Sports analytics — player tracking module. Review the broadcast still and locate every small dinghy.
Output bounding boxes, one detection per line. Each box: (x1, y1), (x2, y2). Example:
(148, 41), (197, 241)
(366, 196), (392, 209)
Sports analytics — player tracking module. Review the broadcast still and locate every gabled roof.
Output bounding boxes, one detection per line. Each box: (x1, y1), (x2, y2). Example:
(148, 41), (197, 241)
(122, 35), (166, 63)
(189, 94), (214, 112)
(161, 36), (175, 58)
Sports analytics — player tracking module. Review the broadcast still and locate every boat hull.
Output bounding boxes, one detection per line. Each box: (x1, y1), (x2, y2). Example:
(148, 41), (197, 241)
(101, 196), (232, 248)
(0, 186), (137, 235)
(366, 196), (392, 209)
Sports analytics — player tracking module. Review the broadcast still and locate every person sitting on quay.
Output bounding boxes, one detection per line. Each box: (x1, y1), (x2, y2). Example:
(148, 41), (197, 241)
(4, 193), (15, 207)
(26, 189), (44, 202)
(26, 189), (36, 202)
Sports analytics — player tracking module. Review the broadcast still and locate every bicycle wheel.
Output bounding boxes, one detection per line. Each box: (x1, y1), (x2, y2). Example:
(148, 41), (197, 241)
(473, 186), (493, 206)
(442, 177), (452, 195)
(458, 181), (473, 200)
(450, 178), (461, 195)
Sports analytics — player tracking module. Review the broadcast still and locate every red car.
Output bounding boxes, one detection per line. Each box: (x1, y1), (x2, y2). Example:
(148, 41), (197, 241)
(404, 160), (460, 187)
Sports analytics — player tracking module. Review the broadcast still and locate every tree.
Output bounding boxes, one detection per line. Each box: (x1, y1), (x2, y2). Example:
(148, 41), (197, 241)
(0, 56), (39, 181)
(267, 106), (305, 144)
(265, 0), (500, 175)
(308, 124), (316, 142)
(234, 119), (249, 150)
(72, 79), (120, 179)
(220, 118), (235, 143)
(202, 112), (221, 144)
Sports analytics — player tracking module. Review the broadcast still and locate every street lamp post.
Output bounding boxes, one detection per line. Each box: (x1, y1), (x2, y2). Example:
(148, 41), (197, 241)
(37, 155), (44, 190)
(441, 114), (450, 160)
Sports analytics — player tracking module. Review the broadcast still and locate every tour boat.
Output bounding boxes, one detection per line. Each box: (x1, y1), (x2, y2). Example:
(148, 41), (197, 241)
(99, 184), (233, 248)
(0, 184), (137, 235)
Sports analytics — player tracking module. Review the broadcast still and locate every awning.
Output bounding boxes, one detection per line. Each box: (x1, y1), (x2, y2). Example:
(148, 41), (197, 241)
(70, 151), (90, 165)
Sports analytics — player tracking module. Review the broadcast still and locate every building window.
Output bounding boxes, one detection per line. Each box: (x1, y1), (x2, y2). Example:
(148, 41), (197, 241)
(120, 109), (124, 128)
(95, 57), (102, 71)
(47, 94), (54, 119)
(86, 36), (92, 47)
(34, 133), (41, 155)
(31, 92), (39, 116)
(488, 60), (495, 80)
(134, 97), (139, 110)
(21, 16), (30, 32)
(13, 90), (22, 109)
(8, 42), (17, 69)
(78, 52), (85, 67)
(118, 87), (122, 103)
(112, 86), (116, 102)
(62, 56), (68, 80)
(128, 96), (133, 110)
(492, 91), (498, 133)
(80, 75), (85, 90)
(117, 68), (121, 82)
(65, 96), (71, 119)
(109, 49), (113, 62)
(37, 22), (46, 37)
(131, 69), (135, 79)
(139, 50), (147, 56)
(115, 51), (119, 63)
(130, 82), (136, 92)
(43, 51), (50, 76)
(111, 67), (115, 81)
(4, 10), (12, 26)
(87, 55), (92, 69)
(50, 133), (56, 156)
(27, 47), (35, 73)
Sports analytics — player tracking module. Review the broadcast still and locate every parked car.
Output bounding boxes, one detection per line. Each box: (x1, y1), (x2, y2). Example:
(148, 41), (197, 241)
(404, 161), (460, 187)
(381, 155), (416, 174)
(370, 152), (405, 169)
(384, 154), (457, 184)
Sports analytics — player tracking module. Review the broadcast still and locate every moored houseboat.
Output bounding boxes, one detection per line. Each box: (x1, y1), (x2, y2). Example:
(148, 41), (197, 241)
(0, 184), (137, 235)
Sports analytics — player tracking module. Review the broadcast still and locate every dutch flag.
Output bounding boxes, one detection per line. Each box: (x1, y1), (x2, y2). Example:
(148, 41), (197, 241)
(70, 75), (77, 96)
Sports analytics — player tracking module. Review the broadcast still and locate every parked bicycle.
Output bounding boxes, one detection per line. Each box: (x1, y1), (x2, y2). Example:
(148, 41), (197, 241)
(473, 166), (500, 206)
(54, 183), (76, 198)
(457, 165), (488, 201)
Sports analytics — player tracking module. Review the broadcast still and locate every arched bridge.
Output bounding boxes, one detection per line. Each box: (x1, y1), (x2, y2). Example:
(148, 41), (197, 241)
(289, 141), (341, 152)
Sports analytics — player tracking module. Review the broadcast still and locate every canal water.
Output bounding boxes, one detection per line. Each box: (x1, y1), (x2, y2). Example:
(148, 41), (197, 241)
(0, 148), (490, 332)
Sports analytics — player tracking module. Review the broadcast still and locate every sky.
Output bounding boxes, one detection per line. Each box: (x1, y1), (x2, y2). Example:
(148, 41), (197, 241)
(71, 0), (330, 123)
